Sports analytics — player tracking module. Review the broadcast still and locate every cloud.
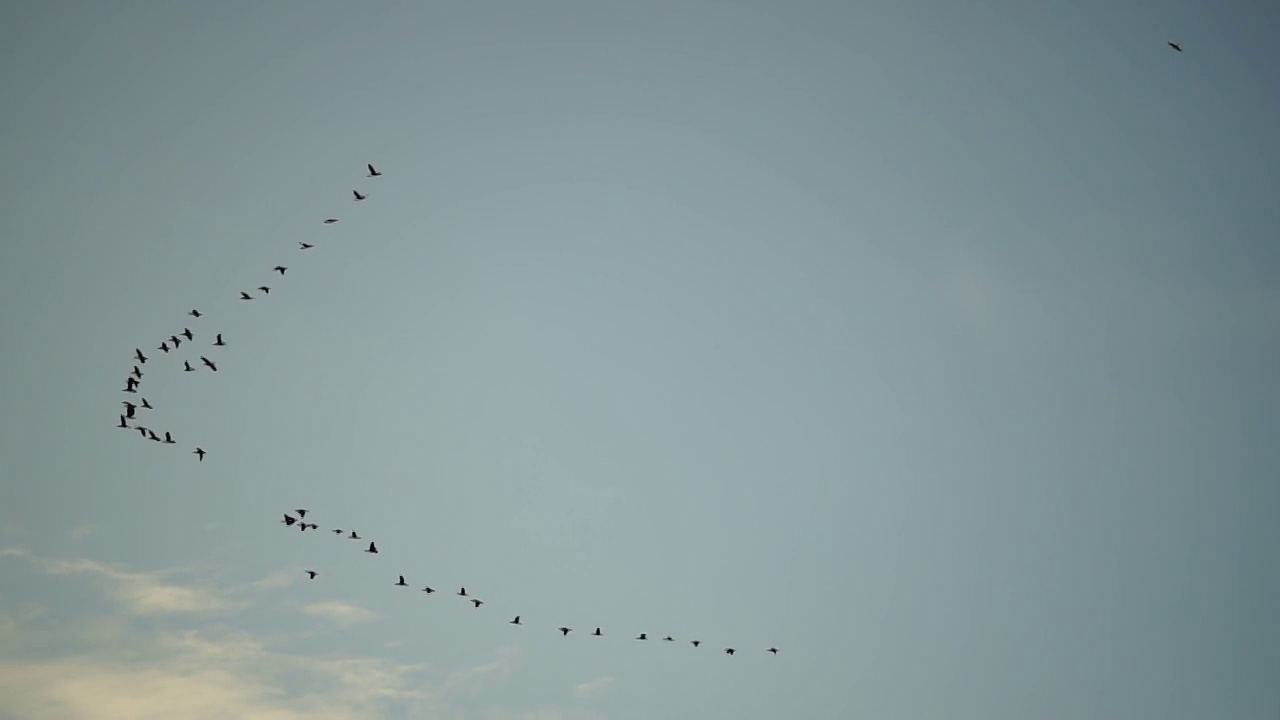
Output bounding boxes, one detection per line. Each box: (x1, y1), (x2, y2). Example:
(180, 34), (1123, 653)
(252, 568), (298, 592)
(301, 601), (378, 626)
(39, 557), (242, 616)
(70, 524), (98, 541)
(573, 674), (613, 699)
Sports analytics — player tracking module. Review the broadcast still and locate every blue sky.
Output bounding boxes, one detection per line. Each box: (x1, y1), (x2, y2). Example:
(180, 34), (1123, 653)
(2, 1), (1278, 718)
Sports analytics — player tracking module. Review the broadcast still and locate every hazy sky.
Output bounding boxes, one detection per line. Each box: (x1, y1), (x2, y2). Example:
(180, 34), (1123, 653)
(2, 2), (1278, 719)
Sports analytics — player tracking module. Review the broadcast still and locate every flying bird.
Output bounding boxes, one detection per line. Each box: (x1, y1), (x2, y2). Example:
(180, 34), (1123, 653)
(635, 633), (647, 641)
(296, 509), (307, 518)
(169, 335), (182, 347)
(213, 334), (225, 346)
(148, 430), (161, 442)
(690, 640), (701, 648)
(353, 190), (366, 201)
(1168, 41), (1182, 52)
(273, 266), (287, 275)
(257, 286), (270, 295)
(189, 309), (202, 318)
(135, 426), (148, 438)
(116, 415), (128, 429)
(157, 342), (170, 353)
(322, 219), (338, 225)
(331, 528), (343, 535)
(365, 542), (378, 554)
(470, 598), (483, 608)
(163, 432), (175, 444)
(193, 447), (205, 461)
(302, 523), (317, 531)
(349, 531), (360, 540)
(200, 356), (217, 371)
(183, 361), (195, 373)
(134, 349), (147, 364)
(306, 571), (318, 579)
(395, 575), (408, 586)
(299, 242), (315, 250)
(140, 398), (152, 410)
(457, 588), (468, 597)
(367, 164), (382, 177)
(724, 648), (735, 656)
(182, 328), (193, 341)
(558, 627), (572, 636)
(663, 636), (674, 642)
(768, 647), (779, 654)
(282, 514), (297, 526)
(122, 402), (136, 419)
(510, 616), (521, 625)
(122, 383), (138, 394)
(131, 366), (143, 380)
(593, 628), (602, 636)
(422, 586), (435, 594)
(240, 292), (253, 300)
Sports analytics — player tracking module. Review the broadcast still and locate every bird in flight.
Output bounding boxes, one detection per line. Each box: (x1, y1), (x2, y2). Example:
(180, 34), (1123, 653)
(240, 291), (253, 300)
(690, 640), (701, 647)
(663, 636), (674, 642)
(273, 266), (287, 275)
(148, 430), (161, 442)
(297, 509), (308, 518)
(193, 447), (206, 461)
(282, 514), (297, 526)
(306, 570), (318, 579)
(353, 190), (366, 201)
(1168, 41), (1182, 52)
(768, 647), (779, 654)
(348, 531), (360, 540)
(157, 342), (170, 353)
(141, 398), (152, 410)
(131, 366), (143, 381)
(510, 616), (521, 625)
(365, 541), (379, 554)
(135, 426), (148, 438)
(122, 380), (138, 394)
(122, 402), (137, 419)
(163, 432), (175, 445)
(724, 648), (735, 656)
(635, 633), (647, 641)
(213, 333), (226, 347)
(189, 309), (202, 318)
(457, 588), (468, 597)
(116, 415), (128, 429)
(200, 356), (217, 372)
(134, 348), (147, 364)
(330, 528), (343, 535)
(257, 286), (271, 295)
(182, 328), (193, 341)
(422, 585), (435, 594)
(395, 575), (408, 587)
(470, 598), (484, 608)
(299, 242), (315, 250)
(367, 164), (382, 177)
(183, 361), (195, 373)
(593, 628), (603, 636)
(169, 335), (182, 348)
(322, 219), (338, 225)
(558, 627), (572, 636)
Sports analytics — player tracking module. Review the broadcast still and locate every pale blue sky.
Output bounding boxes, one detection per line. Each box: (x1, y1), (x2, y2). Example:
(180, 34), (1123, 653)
(2, 1), (1278, 718)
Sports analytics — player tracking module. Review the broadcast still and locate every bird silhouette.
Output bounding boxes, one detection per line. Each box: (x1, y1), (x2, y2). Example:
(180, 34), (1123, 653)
(422, 586), (435, 594)
(353, 190), (366, 201)
(663, 636), (674, 642)
(140, 398), (152, 410)
(365, 541), (378, 554)
(395, 575), (408, 586)
(169, 335), (182, 348)
(558, 627), (572, 636)
(636, 633), (647, 641)
(200, 356), (217, 372)
(457, 588), (467, 597)
(690, 640), (700, 648)
(135, 426), (148, 438)
(257, 286), (270, 295)
(510, 616), (521, 625)
(147, 430), (161, 442)
(116, 415), (128, 429)
(193, 447), (205, 461)
(306, 570), (318, 579)
(1168, 41), (1182, 52)
(189, 309), (202, 318)
(273, 266), (287, 275)
(282, 514), (297, 526)
(470, 598), (483, 608)
(322, 219), (338, 225)
(724, 648), (735, 656)
(367, 164), (382, 177)
(349, 531), (360, 540)
(122, 402), (136, 419)
(240, 292), (253, 300)
(593, 628), (603, 636)
(331, 528), (343, 535)
(297, 509), (307, 518)
(213, 334), (226, 346)
(768, 647), (778, 654)
(131, 366), (143, 380)
(299, 242), (315, 250)
(157, 342), (170, 353)
(134, 349), (147, 364)
(182, 328), (193, 341)
(163, 432), (175, 444)
(183, 361), (195, 373)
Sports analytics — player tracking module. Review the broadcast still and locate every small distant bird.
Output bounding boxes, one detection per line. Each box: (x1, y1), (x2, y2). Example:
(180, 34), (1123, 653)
(135, 426), (148, 437)
(273, 266), (287, 275)
(353, 190), (366, 201)
(183, 361), (195, 373)
(367, 164), (382, 177)
(125, 376), (138, 388)
(724, 648), (735, 656)
(140, 398), (152, 410)
(200, 356), (217, 371)
(116, 415), (128, 429)
(1168, 41), (1182, 52)
(297, 509), (307, 518)
(193, 447), (205, 461)
(690, 640), (701, 647)
(148, 430), (161, 442)
(163, 432), (175, 444)
(663, 636), (674, 642)
(331, 528), (343, 534)
(395, 575), (408, 586)
(182, 328), (193, 341)
(131, 366), (143, 380)
(169, 335), (182, 347)
(306, 570), (317, 579)
(213, 333), (225, 346)
(282, 514), (297, 526)
(322, 219), (338, 225)
(470, 598), (483, 608)
(303, 523), (317, 531)
(558, 627), (572, 636)
(158, 342), (170, 353)
(122, 383), (138, 394)
(510, 616), (521, 625)
(240, 292), (252, 300)
(134, 349), (147, 364)
(122, 402), (136, 419)
(349, 531), (360, 540)
(593, 628), (602, 636)
(299, 242), (315, 250)
(768, 647), (778, 655)
(422, 586), (435, 594)
(636, 633), (647, 641)
(189, 309), (202, 318)
(365, 541), (378, 554)
(457, 588), (468, 597)
(257, 286), (270, 295)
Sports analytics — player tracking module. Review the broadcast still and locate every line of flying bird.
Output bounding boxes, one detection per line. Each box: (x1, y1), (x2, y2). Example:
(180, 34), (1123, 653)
(280, 508), (779, 657)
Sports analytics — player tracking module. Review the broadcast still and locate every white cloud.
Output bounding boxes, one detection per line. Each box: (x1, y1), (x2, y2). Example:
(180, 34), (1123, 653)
(70, 524), (98, 541)
(301, 601), (378, 626)
(252, 568), (298, 592)
(573, 675), (613, 699)
(39, 557), (242, 616)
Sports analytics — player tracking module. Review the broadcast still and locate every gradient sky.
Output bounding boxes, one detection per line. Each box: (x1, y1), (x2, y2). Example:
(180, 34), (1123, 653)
(2, 1), (1278, 719)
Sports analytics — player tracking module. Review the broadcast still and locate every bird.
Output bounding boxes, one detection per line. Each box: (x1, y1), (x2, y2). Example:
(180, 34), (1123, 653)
(182, 328), (193, 341)
(690, 640), (701, 648)
(282, 514), (297, 526)
(116, 415), (128, 429)
(457, 588), (468, 597)
(365, 542), (378, 554)
(134, 349), (147, 364)
(349, 531), (360, 540)
(189, 309), (202, 318)
(663, 636), (674, 642)
(193, 447), (205, 461)
(297, 509), (307, 518)
(558, 627), (572, 636)
(122, 402), (136, 419)
(353, 190), (366, 201)
(122, 383), (138, 394)
(768, 647), (778, 654)
(306, 571), (317, 579)
(395, 575), (408, 587)
(331, 528), (343, 535)
(724, 648), (735, 656)
(200, 356), (217, 371)
(367, 164), (382, 177)
(163, 432), (175, 445)
(510, 616), (521, 625)
(636, 633), (647, 641)
(302, 523), (317, 531)
(183, 361), (195, 373)
(299, 242), (315, 250)
(593, 628), (602, 636)
(140, 398), (152, 410)
(168, 335), (182, 348)
(135, 426), (148, 438)
(470, 598), (483, 608)
(212, 334), (225, 347)
(131, 366), (143, 380)
(322, 219), (338, 225)
(273, 266), (287, 275)
(1168, 41), (1182, 52)
(147, 430), (161, 442)
(422, 586), (435, 594)
(257, 286), (270, 295)
(157, 342), (170, 353)
(240, 292), (253, 300)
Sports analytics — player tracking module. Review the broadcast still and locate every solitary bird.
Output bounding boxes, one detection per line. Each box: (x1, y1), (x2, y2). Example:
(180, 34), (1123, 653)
(353, 190), (367, 201)
(134, 349), (147, 364)
(367, 164), (382, 177)
(163, 432), (175, 444)
(470, 598), (483, 608)
(200, 356), (217, 372)
(457, 588), (468, 597)
(510, 616), (521, 625)
(331, 528), (343, 535)
(1168, 41), (1182, 52)
(213, 334), (225, 347)
(183, 361), (195, 373)
(593, 628), (602, 636)
(724, 648), (735, 656)
(322, 219), (338, 225)
(663, 636), (674, 642)
(365, 541), (378, 554)
(422, 586), (435, 594)
(189, 309), (202, 318)
(182, 328), (193, 341)
(395, 575), (408, 587)
(194, 447), (205, 461)
(240, 291), (253, 300)
(636, 633), (647, 641)
(349, 531), (360, 540)
(273, 266), (287, 275)
(257, 286), (270, 295)
(690, 640), (701, 647)
(299, 242), (315, 250)
(306, 571), (318, 579)
(140, 398), (152, 410)
(768, 647), (779, 655)
(558, 627), (572, 636)
(116, 415), (129, 429)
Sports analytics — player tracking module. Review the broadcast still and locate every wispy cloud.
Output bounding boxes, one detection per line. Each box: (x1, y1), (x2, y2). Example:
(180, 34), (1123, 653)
(252, 568), (298, 591)
(70, 524), (98, 541)
(573, 674), (614, 699)
(302, 600), (378, 626)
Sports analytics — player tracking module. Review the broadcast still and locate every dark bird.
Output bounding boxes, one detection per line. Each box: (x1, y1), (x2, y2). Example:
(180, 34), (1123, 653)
(134, 349), (147, 364)
(558, 627), (572, 636)
(200, 356), (217, 371)
(306, 571), (318, 579)
(213, 334), (225, 346)
(122, 383), (138, 394)
(189, 309), (203, 318)
(299, 242), (315, 250)
(140, 398), (152, 410)
(470, 598), (483, 608)
(422, 586), (435, 594)
(331, 528), (343, 535)
(636, 633), (647, 641)
(367, 164), (382, 177)
(724, 648), (735, 656)
(122, 402), (136, 419)
(116, 415), (128, 429)
(690, 640), (701, 647)
(125, 376), (138, 388)
(194, 447), (205, 461)
(304, 523), (318, 531)
(365, 541), (378, 554)
(273, 266), (287, 275)
(663, 636), (674, 642)
(240, 292), (252, 300)
(395, 575), (408, 587)
(163, 432), (175, 444)
(183, 361), (195, 373)
(1168, 41), (1183, 52)
(181, 329), (192, 342)
(298, 523), (309, 532)
(157, 342), (170, 353)
(257, 286), (270, 295)
(510, 616), (521, 625)
(322, 219), (338, 225)
(131, 366), (143, 379)
(349, 531), (360, 540)
(282, 514), (297, 526)
(353, 190), (366, 201)
(169, 335), (182, 348)
(593, 628), (602, 636)
(148, 430), (161, 442)
(135, 426), (148, 437)
(296, 509), (307, 518)
(768, 647), (779, 654)
(457, 588), (468, 597)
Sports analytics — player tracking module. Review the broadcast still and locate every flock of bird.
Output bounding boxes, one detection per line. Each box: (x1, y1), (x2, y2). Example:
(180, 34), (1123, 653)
(280, 507), (779, 657)
(112, 161), (778, 661)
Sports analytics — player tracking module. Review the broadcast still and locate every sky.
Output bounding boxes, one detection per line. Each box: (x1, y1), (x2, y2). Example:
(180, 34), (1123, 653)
(1, 1), (1278, 718)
